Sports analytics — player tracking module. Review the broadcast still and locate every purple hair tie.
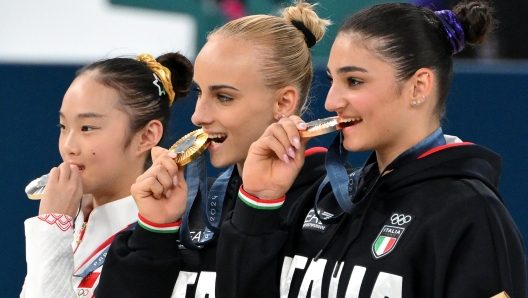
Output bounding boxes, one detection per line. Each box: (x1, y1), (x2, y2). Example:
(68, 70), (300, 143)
(434, 10), (465, 54)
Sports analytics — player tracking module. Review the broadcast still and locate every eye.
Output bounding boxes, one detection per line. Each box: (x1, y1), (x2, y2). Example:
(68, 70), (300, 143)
(57, 123), (66, 130)
(193, 87), (202, 97)
(218, 94), (233, 103)
(81, 126), (95, 132)
(326, 74), (333, 85)
(348, 77), (363, 87)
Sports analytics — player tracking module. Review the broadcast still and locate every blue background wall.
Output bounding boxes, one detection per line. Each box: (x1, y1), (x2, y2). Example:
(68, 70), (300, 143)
(1, 60), (527, 295)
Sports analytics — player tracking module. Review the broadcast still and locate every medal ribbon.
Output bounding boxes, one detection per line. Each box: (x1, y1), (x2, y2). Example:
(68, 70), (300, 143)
(314, 128), (446, 222)
(179, 153), (234, 250)
(73, 222), (136, 278)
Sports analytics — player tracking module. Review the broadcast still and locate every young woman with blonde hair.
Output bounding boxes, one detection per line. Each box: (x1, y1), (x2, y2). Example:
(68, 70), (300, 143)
(95, 2), (334, 298)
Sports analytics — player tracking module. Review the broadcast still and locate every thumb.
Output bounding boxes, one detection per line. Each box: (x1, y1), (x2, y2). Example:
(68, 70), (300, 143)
(151, 146), (169, 161)
(173, 164), (187, 192)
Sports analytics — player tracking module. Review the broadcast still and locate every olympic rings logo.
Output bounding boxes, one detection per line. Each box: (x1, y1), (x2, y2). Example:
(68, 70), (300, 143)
(77, 289), (90, 297)
(390, 214), (412, 225)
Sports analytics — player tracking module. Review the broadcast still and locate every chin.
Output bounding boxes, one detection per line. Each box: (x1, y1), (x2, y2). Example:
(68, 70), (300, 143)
(209, 156), (231, 169)
(343, 142), (367, 153)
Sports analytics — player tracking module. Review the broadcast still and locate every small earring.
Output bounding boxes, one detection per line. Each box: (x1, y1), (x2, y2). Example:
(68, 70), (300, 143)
(277, 114), (286, 121)
(417, 99), (421, 104)
(412, 101), (417, 105)
(422, 95), (426, 99)
(426, 73), (429, 76)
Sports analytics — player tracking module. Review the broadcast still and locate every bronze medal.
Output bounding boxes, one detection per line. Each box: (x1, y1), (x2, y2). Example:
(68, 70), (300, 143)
(25, 173), (49, 200)
(299, 116), (343, 138)
(169, 128), (210, 166)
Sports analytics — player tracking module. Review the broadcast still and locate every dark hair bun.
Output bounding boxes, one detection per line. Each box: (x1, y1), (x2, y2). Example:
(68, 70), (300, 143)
(157, 53), (194, 99)
(452, 1), (496, 45)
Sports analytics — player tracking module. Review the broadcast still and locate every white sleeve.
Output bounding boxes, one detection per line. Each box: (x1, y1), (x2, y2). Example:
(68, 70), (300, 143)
(22, 214), (76, 298)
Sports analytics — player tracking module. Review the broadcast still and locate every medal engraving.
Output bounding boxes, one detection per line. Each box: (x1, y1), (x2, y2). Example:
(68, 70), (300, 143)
(25, 173), (49, 200)
(169, 129), (210, 166)
(36, 174), (49, 188)
(174, 135), (197, 154)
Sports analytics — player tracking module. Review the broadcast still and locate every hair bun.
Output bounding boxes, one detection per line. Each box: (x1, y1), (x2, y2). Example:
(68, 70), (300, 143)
(157, 53), (194, 99)
(282, 1), (331, 46)
(452, 1), (496, 45)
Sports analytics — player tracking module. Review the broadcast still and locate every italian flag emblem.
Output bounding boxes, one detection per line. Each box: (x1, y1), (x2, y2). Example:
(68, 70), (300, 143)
(374, 236), (397, 256)
(372, 213), (414, 259)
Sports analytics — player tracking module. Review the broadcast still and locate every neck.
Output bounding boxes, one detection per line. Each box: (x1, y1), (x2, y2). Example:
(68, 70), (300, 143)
(92, 191), (129, 209)
(376, 124), (440, 172)
(236, 162), (244, 176)
(90, 164), (142, 210)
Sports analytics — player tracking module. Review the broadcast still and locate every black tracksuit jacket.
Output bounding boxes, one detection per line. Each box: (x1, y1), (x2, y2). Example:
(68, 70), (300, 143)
(216, 143), (527, 298)
(95, 147), (330, 298)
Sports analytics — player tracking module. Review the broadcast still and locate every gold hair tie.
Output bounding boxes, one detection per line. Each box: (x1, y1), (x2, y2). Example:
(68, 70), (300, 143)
(136, 53), (176, 106)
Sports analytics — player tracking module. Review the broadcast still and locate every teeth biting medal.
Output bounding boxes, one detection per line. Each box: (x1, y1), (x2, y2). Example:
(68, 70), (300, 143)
(169, 128), (211, 166)
(299, 116), (351, 138)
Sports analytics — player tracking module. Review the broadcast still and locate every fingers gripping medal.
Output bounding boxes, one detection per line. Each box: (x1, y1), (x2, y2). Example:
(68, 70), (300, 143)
(169, 129), (210, 166)
(25, 173), (49, 200)
(299, 116), (354, 138)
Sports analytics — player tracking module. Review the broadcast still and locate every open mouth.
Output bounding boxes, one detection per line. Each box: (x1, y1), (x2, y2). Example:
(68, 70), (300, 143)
(208, 133), (227, 145)
(77, 165), (85, 170)
(336, 117), (363, 130)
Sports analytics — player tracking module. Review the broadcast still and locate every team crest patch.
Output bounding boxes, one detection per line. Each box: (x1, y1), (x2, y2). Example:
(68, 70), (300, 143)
(372, 213), (414, 259)
(302, 208), (334, 233)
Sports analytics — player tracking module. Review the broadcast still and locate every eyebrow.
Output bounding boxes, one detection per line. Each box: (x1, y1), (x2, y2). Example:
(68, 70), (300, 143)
(59, 111), (107, 119)
(327, 66), (368, 74)
(210, 84), (240, 92)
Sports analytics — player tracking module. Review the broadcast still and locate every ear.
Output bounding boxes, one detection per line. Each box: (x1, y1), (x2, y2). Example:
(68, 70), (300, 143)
(274, 86), (299, 119)
(408, 68), (433, 106)
(135, 119), (163, 156)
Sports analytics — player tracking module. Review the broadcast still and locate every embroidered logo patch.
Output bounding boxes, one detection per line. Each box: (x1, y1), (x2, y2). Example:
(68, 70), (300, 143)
(178, 229), (212, 249)
(372, 213), (414, 259)
(302, 208), (334, 233)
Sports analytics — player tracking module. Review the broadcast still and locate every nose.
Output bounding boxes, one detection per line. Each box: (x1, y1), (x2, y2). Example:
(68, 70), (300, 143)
(59, 130), (80, 157)
(191, 96), (213, 127)
(324, 84), (347, 113)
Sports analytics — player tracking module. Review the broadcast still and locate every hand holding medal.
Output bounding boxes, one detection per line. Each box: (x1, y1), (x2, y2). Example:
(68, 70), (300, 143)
(34, 162), (83, 217)
(130, 128), (211, 224)
(242, 115), (348, 200)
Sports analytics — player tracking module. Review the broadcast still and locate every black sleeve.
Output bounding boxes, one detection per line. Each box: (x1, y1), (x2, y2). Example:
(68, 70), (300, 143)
(95, 224), (181, 298)
(216, 198), (288, 298)
(443, 181), (527, 298)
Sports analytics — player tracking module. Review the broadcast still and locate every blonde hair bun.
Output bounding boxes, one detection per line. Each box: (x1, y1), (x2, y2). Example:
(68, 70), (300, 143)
(282, 1), (331, 44)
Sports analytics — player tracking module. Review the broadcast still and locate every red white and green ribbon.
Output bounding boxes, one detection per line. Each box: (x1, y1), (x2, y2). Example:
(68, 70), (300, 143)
(137, 213), (181, 233)
(238, 186), (285, 210)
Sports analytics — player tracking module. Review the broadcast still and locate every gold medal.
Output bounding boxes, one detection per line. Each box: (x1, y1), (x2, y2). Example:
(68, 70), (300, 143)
(169, 128), (210, 166)
(299, 116), (344, 138)
(25, 173), (49, 200)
